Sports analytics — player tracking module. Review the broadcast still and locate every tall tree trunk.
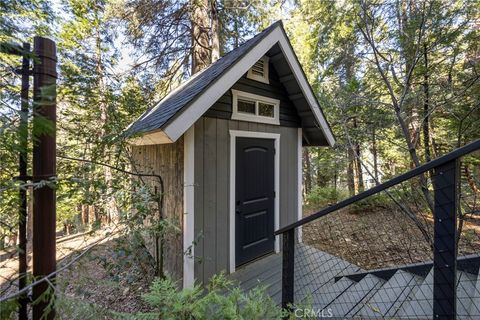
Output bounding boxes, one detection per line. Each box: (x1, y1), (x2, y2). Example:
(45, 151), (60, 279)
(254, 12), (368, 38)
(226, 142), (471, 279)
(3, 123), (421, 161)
(233, 15), (239, 48)
(360, 0), (435, 217)
(353, 118), (364, 192)
(303, 148), (312, 195)
(316, 168), (323, 188)
(464, 164), (479, 194)
(423, 42), (431, 163)
(371, 128), (379, 183)
(81, 204), (89, 225)
(191, 0), (211, 74)
(210, 0), (220, 62)
(389, 2), (435, 214)
(88, 205), (96, 226)
(27, 186), (33, 243)
(95, 23), (118, 223)
(342, 34), (359, 195)
(347, 148), (355, 196)
(398, 0), (423, 166)
(334, 157), (338, 192)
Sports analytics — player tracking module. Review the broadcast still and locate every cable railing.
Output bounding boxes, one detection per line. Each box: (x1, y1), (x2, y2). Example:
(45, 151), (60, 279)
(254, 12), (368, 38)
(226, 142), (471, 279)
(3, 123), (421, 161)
(276, 139), (480, 319)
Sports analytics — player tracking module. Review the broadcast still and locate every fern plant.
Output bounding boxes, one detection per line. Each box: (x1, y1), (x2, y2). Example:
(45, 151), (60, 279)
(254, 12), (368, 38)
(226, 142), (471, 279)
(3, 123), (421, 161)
(131, 273), (284, 320)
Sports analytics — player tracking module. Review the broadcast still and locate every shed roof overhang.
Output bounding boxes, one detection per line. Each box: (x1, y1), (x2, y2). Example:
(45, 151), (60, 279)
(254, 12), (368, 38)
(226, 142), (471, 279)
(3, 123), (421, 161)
(126, 21), (335, 147)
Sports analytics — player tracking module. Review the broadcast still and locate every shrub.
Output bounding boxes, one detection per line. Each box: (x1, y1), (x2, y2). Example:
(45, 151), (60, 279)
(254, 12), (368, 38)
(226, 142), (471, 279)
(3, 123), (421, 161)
(0, 299), (18, 319)
(130, 273), (284, 320)
(351, 192), (392, 213)
(305, 186), (347, 210)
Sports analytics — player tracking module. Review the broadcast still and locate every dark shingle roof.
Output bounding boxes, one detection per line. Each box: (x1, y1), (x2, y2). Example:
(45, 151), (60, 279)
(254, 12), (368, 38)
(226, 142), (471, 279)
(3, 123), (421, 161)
(126, 21), (282, 136)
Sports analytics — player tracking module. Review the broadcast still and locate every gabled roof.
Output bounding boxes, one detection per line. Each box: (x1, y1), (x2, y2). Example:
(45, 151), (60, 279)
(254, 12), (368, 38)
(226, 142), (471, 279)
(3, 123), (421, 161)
(126, 21), (335, 147)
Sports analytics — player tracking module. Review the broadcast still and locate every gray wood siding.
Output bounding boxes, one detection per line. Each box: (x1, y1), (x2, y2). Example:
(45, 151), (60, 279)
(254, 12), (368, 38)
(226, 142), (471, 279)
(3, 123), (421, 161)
(131, 140), (184, 282)
(193, 117), (299, 284)
(204, 63), (301, 127)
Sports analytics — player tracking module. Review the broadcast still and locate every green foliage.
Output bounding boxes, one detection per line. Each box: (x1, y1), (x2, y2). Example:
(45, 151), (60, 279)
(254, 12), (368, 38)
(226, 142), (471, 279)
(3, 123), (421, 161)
(305, 186), (347, 210)
(288, 0), (479, 191)
(0, 298), (18, 320)
(0, 0), (52, 41)
(106, 232), (156, 283)
(351, 193), (393, 214)
(54, 273), (286, 319)
(55, 294), (114, 319)
(31, 283), (56, 320)
(132, 273), (283, 320)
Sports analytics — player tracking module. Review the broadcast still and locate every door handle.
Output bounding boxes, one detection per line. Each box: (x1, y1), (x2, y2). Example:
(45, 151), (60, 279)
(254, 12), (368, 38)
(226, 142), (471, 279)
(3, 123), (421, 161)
(236, 201), (241, 214)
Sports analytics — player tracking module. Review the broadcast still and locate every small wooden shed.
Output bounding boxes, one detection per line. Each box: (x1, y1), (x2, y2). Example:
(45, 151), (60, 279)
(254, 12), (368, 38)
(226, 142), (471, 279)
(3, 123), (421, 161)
(126, 21), (335, 288)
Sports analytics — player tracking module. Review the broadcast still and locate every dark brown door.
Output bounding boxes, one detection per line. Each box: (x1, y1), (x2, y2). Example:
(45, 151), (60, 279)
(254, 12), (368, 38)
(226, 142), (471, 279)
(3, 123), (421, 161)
(235, 137), (275, 266)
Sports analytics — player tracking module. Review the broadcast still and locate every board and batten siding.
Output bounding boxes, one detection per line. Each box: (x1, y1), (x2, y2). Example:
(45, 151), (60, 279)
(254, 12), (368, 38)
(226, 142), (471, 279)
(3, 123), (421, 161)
(193, 117), (299, 284)
(204, 62), (301, 128)
(131, 139), (184, 282)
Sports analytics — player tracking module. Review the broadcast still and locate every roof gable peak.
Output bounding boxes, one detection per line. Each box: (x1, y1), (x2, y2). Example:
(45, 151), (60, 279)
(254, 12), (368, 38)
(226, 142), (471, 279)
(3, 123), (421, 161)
(127, 20), (335, 147)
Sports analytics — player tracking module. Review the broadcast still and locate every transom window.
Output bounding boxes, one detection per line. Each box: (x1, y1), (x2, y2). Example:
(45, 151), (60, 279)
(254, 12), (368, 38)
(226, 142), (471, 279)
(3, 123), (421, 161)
(247, 56), (269, 84)
(232, 89), (280, 125)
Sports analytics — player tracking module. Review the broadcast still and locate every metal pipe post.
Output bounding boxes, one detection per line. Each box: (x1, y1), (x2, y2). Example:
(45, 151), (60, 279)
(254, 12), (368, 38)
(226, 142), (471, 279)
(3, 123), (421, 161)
(282, 229), (295, 313)
(32, 36), (57, 320)
(432, 159), (458, 320)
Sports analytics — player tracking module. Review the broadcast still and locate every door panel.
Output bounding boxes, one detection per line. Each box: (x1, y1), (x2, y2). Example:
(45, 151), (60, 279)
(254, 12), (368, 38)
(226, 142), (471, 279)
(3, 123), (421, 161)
(235, 137), (275, 266)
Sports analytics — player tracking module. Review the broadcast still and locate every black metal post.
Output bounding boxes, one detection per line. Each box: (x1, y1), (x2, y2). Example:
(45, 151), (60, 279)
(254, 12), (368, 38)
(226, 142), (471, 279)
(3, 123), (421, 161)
(32, 36), (57, 320)
(282, 229), (295, 312)
(18, 41), (30, 320)
(432, 159), (458, 320)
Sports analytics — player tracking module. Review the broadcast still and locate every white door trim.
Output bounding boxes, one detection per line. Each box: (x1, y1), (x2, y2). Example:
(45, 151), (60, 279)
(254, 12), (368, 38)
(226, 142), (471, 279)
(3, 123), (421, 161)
(229, 130), (280, 273)
(183, 126), (195, 288)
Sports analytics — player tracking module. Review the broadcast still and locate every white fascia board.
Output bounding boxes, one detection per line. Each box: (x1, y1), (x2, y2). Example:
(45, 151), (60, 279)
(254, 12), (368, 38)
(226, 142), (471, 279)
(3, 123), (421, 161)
(163, 27), (282, 142)
(276, 33), (335, 147)
(162, 25), (335, 147)
(128, 130), (173, 145)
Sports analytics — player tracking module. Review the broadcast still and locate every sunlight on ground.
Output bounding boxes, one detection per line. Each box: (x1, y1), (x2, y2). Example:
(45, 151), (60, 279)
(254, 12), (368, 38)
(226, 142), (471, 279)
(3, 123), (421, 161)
(0, 227), (121, 294)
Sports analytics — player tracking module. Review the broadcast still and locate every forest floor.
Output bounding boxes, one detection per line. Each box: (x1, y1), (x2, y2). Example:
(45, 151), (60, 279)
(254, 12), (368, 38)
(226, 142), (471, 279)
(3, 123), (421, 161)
(302, 206), (480, 270)
(1, 228), (112, 297)
(0, 227), (155, 316)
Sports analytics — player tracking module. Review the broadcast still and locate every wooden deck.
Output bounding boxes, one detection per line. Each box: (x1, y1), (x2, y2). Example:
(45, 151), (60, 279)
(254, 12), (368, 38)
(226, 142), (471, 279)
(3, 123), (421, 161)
(228, 243), (362, 304)
(228, 244), (480, 319)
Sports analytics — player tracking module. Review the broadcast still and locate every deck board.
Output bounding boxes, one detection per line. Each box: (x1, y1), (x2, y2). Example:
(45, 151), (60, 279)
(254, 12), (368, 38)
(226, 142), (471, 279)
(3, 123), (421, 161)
(229, 243), (360, 305)
(227, 244), (480, 318)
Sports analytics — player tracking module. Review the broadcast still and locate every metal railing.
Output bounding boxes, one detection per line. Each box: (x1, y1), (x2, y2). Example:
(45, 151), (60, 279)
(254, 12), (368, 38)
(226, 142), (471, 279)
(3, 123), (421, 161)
(275, 139), (480, 319)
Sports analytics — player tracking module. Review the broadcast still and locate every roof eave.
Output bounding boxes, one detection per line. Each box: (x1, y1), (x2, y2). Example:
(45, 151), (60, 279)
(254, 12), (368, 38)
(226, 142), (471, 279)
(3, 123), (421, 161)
(127, 129), (173, 146)
(275, 27), (336, 147)
(128, 21), (335, 147)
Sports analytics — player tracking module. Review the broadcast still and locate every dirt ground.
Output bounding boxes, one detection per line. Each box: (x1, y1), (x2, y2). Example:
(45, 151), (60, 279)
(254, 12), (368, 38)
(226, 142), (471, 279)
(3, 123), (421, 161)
(302, 207), (480, 270)
(0, 228), (155, 316)
(1, 229), (115, 298)
(58, 239), (154, 314)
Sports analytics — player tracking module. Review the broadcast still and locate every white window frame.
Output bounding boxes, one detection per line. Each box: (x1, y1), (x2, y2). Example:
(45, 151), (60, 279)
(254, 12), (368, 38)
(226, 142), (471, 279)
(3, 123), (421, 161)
(247, 56), (270, 84)
(231, 89), (280, 125)
(229, 130), (280, 273)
